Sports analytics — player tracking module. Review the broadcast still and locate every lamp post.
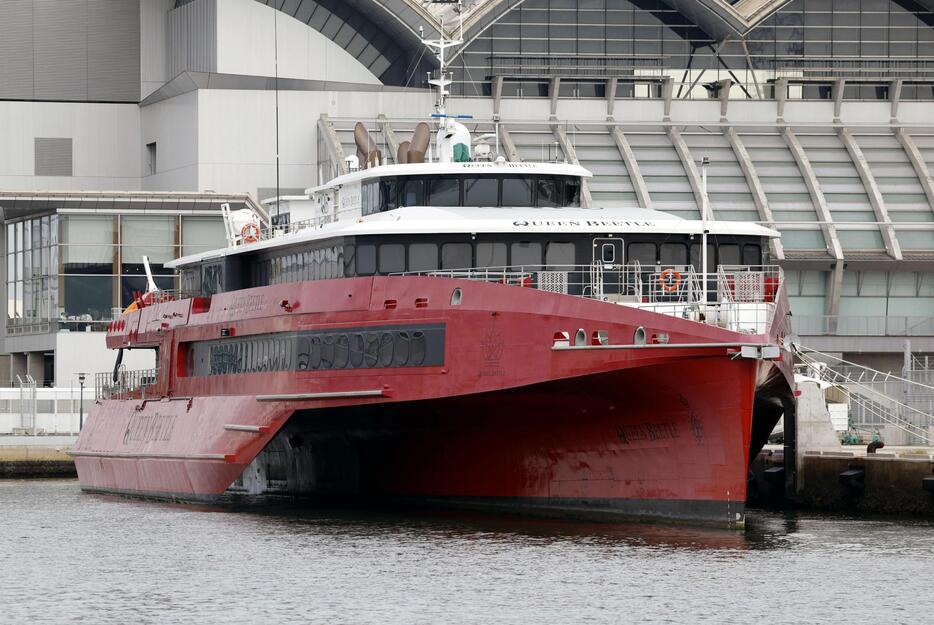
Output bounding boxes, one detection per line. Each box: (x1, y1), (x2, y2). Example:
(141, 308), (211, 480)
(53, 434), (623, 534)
(77, 373), (86, 432)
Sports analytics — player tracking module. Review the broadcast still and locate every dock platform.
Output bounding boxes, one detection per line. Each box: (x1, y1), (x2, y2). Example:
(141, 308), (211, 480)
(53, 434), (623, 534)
(0, 435), (77, 478)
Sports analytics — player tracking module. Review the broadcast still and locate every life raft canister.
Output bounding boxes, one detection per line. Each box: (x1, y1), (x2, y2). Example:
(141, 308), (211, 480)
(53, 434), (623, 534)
(241, 222), (261, 243)
(659, 269), (682, 293)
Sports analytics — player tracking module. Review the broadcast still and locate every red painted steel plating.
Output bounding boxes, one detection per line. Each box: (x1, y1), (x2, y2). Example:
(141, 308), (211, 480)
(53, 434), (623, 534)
(73, 275), (793, 524)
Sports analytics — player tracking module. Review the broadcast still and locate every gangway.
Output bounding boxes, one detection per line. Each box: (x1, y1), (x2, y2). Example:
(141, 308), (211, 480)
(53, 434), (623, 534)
(794, 346), (934, 446)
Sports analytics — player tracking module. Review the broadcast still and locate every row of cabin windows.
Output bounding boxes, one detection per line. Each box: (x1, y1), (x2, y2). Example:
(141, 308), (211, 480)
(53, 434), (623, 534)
(192, 238), (765, 291)
(251, 245), (343, 287)
(361, 175), (582, 215)
(354, 240), (762, 275)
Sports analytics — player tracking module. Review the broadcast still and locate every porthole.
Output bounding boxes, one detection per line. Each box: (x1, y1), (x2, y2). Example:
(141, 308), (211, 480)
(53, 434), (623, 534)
(634, 326), (647, 345)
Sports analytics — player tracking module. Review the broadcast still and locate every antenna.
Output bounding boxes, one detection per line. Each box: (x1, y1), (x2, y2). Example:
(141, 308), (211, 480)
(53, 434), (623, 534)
(421, 0), (464, 116)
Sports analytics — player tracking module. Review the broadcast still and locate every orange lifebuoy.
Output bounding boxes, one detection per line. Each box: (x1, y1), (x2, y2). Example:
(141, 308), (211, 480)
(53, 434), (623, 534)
(659, 269), (682, 293)
(241, 223), (261, 243)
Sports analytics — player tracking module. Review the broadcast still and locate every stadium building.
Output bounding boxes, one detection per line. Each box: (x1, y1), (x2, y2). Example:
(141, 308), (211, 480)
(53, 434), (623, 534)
(3, 0), (934, 393)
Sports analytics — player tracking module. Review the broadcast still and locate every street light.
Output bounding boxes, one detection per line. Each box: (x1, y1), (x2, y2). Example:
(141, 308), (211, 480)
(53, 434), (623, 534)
(77, 373), (87, 432)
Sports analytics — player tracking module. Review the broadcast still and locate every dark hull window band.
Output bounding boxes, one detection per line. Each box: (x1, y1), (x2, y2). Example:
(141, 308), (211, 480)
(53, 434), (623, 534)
(186, 324), (445, 377)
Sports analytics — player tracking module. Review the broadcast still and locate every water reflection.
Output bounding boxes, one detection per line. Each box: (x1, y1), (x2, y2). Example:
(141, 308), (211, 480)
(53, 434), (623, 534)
(4, 480), (934, 625)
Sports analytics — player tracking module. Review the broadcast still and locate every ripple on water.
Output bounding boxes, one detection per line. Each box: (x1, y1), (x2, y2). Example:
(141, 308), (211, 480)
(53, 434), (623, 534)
(2, 479), (934, 625)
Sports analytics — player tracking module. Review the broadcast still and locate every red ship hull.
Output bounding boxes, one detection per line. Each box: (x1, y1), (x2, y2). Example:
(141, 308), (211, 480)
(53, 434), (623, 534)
(72, 276), (792, 527)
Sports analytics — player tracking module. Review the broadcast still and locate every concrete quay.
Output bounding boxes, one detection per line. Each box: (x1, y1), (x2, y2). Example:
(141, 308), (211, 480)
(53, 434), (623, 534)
(0, 435), (77, 478)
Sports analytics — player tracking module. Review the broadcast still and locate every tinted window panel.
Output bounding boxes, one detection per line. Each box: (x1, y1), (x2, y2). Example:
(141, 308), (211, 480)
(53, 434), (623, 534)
(476, 242), (507, 267)
(380, 178), (398, 211)
(660, 243), (688, 266)
(719, 244), (741, 266)
(537, 178), (560, 207)
(545, 242), (575, 267)
(743, 244), (761, 266)
(379, 244), (405, 273)
(428, 177), (461, 206)
(441, 243), (472, 269)
(409, 243), (438, 271)
(511, 242), (542, 268)
(628, 243), (656, 266)
(464, 177), (499, 206)
(563, 179), (581, 207)
(690, 244), (715, 272)
(401, 179), (424, 206)
(502, 177), (534, 206)
(357, 244), (376, 275)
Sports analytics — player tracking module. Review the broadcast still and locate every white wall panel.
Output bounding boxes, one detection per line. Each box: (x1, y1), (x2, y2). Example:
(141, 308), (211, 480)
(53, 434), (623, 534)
(214, 0), (380, 85)
(0, 101), (140, 190)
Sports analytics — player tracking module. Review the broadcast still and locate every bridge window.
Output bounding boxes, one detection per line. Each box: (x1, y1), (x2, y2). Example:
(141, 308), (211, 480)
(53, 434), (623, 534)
(401, 178), (425, 206)
(537, 178), (560, 208)
(465, 177), (498, 206)
(428, 177), (461, 206)
(502, 177), (534, 207)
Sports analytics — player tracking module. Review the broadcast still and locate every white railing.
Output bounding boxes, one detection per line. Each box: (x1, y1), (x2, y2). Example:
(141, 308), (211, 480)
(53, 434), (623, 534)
(394, 263), (782, 334)
(95, 368), (158, 401)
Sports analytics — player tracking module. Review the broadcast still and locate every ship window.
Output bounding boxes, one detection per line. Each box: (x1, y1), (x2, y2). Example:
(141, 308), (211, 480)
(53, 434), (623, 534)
(689, 243), (715, 272)
(379, 244), (405, 274)
(660, 243), (688, 266)
(563, 179), (581, 207)
(502, 177), (534, 207)
(464, 177), (498, 206)
(380, 178), (398, 211)
(601, 243), (615, 263)
(537, 178), (560, 208)
(511, 241), (542, 268)
(409, 243), (439, 271)
(628, 243), (657, 266)
(428, 177), (461, 206)
(362, 182), (379, 216)
(545, 242), (575, 268)
(357, 244), (376, 275)
(441, 243), (472, 269)
(743, 244), (761, 266)
(476, 242), (507, 268)
(401, 178), (425, 206)
(719, 244), (741, 266)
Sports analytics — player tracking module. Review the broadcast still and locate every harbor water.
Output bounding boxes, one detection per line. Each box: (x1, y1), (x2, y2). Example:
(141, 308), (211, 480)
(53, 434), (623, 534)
(2, 479), (934, 624)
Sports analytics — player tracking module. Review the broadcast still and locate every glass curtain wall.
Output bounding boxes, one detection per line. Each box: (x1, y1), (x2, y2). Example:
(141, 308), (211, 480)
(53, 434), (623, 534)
(454, 0), (934, 99)
(6, 213), (225, 332)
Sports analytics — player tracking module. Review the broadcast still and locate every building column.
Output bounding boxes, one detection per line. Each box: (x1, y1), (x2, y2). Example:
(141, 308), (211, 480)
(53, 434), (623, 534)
(26, 351), (45, 385)
(0, 354), (11, 387)
(10, 353), (27, 383)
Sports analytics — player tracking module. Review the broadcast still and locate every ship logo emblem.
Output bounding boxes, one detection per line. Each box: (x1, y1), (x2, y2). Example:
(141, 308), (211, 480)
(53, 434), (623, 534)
(481, 329), (504, 364)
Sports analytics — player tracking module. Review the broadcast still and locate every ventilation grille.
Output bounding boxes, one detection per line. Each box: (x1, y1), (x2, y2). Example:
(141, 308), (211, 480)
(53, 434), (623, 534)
(34, 138), (73, 176)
